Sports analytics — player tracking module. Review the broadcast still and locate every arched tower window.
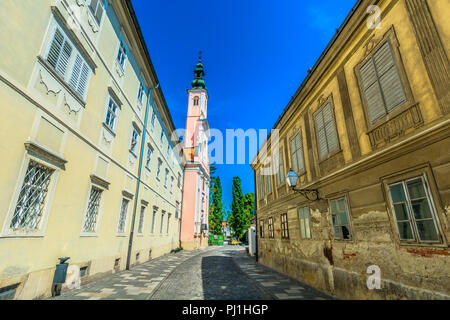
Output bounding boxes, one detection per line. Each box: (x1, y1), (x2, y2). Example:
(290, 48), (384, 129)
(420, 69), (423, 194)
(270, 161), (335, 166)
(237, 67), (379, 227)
(193, 96), (199, 106)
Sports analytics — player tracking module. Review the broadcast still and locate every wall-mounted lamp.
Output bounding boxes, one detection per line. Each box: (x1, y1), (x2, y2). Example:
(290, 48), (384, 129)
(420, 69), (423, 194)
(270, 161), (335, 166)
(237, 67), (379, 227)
(286, 169), (320, 201)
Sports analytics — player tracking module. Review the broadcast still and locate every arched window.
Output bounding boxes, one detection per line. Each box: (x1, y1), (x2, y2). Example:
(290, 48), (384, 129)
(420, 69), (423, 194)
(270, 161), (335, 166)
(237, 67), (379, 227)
(193, 96), (199, 106)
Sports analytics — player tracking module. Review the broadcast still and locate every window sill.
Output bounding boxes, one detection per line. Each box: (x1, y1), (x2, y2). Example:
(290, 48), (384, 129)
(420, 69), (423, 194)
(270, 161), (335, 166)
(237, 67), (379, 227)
(137, 233), (144, 237)
(318, 148), (343, 164)
(116, 233), (127, 237)
(102, 122), (116, 137)
(398, 241), (446, 248)
(37, 55), (86, 107)
(80, 232), (98, 237)
(366, 101), (419, 134)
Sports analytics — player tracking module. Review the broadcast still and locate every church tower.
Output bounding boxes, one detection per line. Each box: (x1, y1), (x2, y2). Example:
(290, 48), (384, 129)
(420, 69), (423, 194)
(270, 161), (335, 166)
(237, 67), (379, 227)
(180, 54), (210, 250)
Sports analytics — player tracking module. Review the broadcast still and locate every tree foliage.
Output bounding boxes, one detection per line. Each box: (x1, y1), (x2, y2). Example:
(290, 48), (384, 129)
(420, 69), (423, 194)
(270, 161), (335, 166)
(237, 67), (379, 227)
(229, 176), (247, 240)
(208, 165), (223, 235)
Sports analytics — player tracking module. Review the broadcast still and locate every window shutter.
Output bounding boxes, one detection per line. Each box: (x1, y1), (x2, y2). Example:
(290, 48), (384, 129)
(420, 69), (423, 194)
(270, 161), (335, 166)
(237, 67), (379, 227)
(56, 40), (73, 78)
(295, 132), (304, 171)
(77, 63), (90, 97)
(360, 58), (386, 123)
(290, 137), (298, 172)
(69, 54), (82, 89)
(47, 29), (64, 69)
(323, 104), (338, 153)
(315, 111), (328, 158)
(95, 2), (104, 23)
(375, 42), (406, 112)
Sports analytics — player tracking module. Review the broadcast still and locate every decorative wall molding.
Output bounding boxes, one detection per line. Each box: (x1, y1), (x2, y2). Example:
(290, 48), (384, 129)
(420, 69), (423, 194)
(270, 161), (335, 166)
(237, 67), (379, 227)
(404, 0), (450, 115)
(63, 93), (82, 115)
(90, 174), (110, 190)
(76, 0), (86, 6)
(367, 103), (423, 148)
(24, 140), (67, 170)
(87, 11), (100, 33)
(38, 70), (61, 97)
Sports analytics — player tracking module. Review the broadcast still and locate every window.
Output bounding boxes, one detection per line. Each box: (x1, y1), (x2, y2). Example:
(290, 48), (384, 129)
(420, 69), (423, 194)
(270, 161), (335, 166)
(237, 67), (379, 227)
(164, 169), (169, 188)
(46, 27), (91, 98)
(388, 176), (440, 243)
(194, 96), (199, 106)
(175, 201), (180, 219)
(82, 187), (102, 233)
(157, 159), (162, 180)
(298, 207), (311, 239)
(177, 174), (181, 188)
(170, 177), (174, 194)
(359, 40), (407, 124)
(290, 132), (305, 172)
(281, 213), (289, 239)
(259, 220), (264, 238)
(105, 97), (119, 131)
(314, 102), (339, 159)
(117, 199), (129, 234)
(264, 173), (272, 195)
(10, 160), (54, 231)
(137, 83), (145, 105)
(47, 28), (73, 78)
(276, 150), (285, 186)
(160, 131), (164, 145)
(160, 211), (165, 234)
(167, 213), (171, 234)
(330, 197), (352, 240)
(69, 54), (90, 97)
(268, 217), (274, 238)
(146, 144), (153, 169)
(117, 40), (127, 69)
(137, 205), (146, 234)
(88, 0), (104, 24)
(130, 126), (140, 155)
(151, 207), (157, 234)
(151, 112), (156, 127)
(257, 173), (264, 200)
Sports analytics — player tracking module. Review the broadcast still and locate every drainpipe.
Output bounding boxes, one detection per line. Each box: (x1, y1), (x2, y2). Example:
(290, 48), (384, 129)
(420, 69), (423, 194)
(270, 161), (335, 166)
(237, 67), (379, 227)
(126, 83), (160, 270)
(253, 169), (259, 263)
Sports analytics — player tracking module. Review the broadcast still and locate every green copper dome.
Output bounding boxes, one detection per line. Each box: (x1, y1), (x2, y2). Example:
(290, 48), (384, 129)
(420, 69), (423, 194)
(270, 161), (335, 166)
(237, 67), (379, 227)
(191, 53), (206, 90)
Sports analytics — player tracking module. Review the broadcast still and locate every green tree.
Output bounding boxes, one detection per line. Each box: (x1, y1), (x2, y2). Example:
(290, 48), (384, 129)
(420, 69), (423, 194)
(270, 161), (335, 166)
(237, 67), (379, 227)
(243, 193), (255, 231)
(209, 177), (224, 235)
(229, 176), (246, 241)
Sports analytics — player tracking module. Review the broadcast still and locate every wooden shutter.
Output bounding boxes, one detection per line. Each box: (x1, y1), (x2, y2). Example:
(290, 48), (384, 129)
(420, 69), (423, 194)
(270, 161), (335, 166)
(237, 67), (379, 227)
(360, 57), (386, 123)
(323, 103), (339, 153)
(295, 132), (305, 171)
(69, 54), (90, 97)
(290, 136), (298, 172)
(374, 42), (406, 112)
(56, 40), (72, 78)
(315, 111), (328, 158)
(47, 29), (64, 69)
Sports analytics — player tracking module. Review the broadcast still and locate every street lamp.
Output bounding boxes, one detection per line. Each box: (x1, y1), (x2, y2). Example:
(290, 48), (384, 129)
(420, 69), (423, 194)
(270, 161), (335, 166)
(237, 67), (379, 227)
(286, 169), (320, 201)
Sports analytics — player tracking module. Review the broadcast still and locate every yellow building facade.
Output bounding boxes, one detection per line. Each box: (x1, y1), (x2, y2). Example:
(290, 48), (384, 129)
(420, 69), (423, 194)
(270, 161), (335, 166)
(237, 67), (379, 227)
(0, 0), (184, 299)
(252, 0), (450, 299)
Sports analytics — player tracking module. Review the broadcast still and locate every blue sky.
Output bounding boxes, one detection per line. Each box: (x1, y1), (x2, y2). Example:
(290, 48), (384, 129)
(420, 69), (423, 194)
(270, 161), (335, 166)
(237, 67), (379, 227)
(131, 0), (357, 210)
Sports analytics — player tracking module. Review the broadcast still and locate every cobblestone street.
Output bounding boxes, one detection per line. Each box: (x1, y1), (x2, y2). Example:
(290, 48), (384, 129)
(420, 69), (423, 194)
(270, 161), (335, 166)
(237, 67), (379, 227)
(52, 246), (332, 300)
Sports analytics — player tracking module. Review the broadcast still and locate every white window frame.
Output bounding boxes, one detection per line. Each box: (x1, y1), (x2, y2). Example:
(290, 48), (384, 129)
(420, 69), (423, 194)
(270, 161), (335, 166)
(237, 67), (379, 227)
(137, 204), (146, 235)
(1, 156), (60, 238)
(88, 0), (105, 26)
(156, 159), (162, 181)
(105, 96), (120, 132)
(145, 144), (153, 170)
(130, 126), (140, 155)
(298, 207), (312, 240)
(117, 197), (130, 236)
(137, 82), (145, 106)
(164, 169), (169, 188)
(81, 184), (106, 236)
(150, 206), (157, 235)
(160, 211), (165, 234)
(329, 196), (353, 241)
(116, 40), (127, 71)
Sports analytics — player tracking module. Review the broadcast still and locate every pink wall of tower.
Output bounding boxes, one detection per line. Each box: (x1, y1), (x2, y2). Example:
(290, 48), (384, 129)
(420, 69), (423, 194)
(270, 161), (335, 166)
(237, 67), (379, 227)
(180, 57), (210, 250)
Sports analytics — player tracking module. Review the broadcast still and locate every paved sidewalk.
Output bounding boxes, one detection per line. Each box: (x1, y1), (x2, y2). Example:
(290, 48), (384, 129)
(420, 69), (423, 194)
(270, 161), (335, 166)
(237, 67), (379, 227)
(52, 248), (211, 300)
(233, 249), (333, 300)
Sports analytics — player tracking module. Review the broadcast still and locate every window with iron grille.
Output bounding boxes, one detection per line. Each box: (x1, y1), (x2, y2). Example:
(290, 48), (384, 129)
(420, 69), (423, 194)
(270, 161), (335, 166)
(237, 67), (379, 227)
(160, 211), (165, 234)
(167, 213), (171, 234)
(268, 217), (274, 238)
(276, 150), (285, 186)
(281, 213), (289, 239)
(88, 0), (104, 24)
(314, 102), (339, 159)
(298, 207), (311, 239)
(10, 160), (54, 231)
(130, 126), (140, 155)
(290, 131), (305, 173)
(330, 197), (352, 240)
(117, 198), (129, 234)
(137, 205), (146, 234)
(150, 207), (157, 234)
(259, 220), (264, 238)
(388, 176), (440, 243)
(359, 40), (407, 125)
(82, 187), (102, 233)
(105, 97), (119, 131)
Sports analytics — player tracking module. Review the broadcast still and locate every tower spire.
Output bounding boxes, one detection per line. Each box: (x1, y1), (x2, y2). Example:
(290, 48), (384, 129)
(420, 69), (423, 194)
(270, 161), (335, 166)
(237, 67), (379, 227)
(191, 52), (206, 90)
